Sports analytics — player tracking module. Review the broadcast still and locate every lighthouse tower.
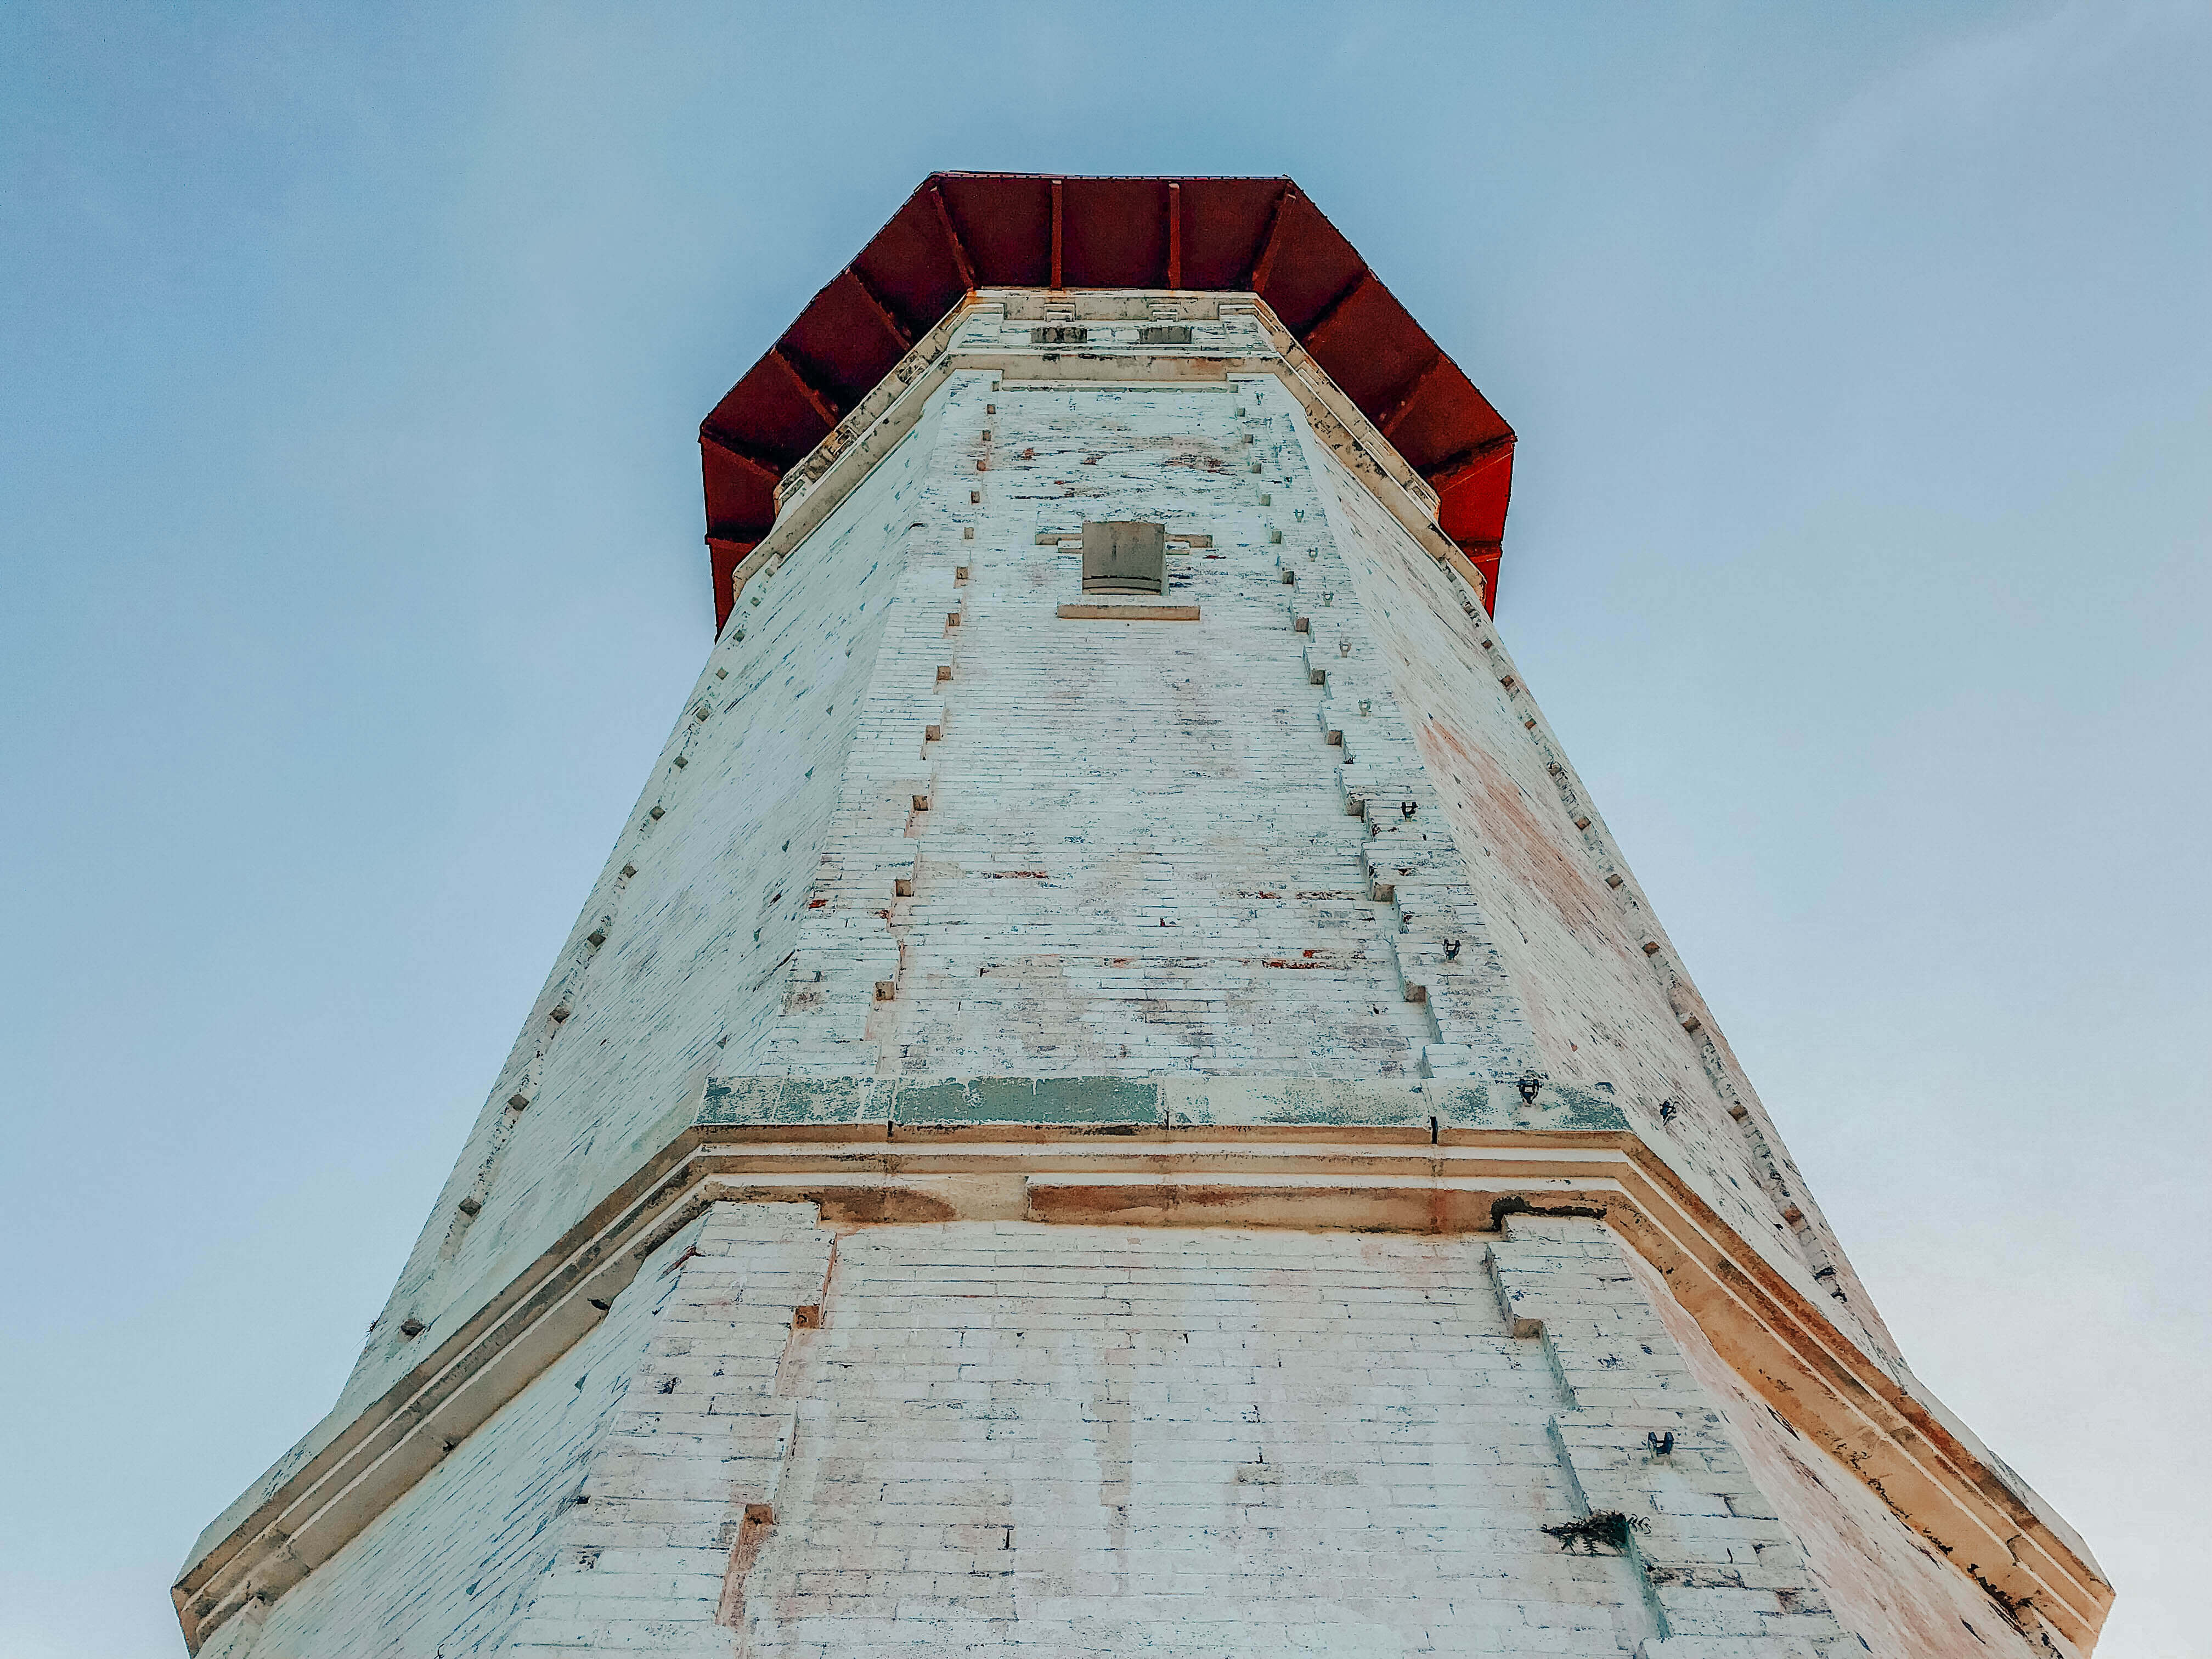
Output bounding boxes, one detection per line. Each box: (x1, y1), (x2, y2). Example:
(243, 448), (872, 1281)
(176, 175), (2108, 1659)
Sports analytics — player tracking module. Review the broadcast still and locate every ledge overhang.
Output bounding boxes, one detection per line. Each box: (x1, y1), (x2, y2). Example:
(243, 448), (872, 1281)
(700, 173), (1515, 630)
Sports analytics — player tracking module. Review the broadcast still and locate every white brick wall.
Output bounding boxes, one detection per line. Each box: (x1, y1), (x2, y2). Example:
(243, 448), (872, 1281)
(205, 1204), (830, 1659)
(503, 1204), (832, 1657)
(771, 370), (1513, 1078)
(746, 1220), (1635, 1658)
(209, 1206), (2046, 1659)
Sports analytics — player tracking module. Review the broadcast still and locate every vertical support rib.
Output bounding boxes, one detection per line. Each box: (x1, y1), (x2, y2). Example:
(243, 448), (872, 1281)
(1302, 269), (1373, 352)
(1049, 177), (1064, 290)
(930, 185), (975, 291)
(1426, 433), (1516, 496)
(771, 348), (839, 428)
(707, 536), (762, 632)
(847, 266), (913, 349)
(1379, 353), (1448, 438)
(699, 428), (785, 487)
(1166, 180), (1182, 289)
(1249, 185), (1295, 295)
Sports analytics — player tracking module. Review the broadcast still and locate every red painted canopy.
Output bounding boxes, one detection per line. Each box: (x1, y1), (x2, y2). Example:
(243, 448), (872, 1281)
(701, 173), (1515, 628)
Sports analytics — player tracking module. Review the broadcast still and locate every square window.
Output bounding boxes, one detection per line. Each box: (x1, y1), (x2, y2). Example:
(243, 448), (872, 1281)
(1081, 521), (1167, 594)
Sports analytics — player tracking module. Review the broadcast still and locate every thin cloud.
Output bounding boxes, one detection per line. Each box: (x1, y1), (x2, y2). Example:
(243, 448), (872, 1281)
(1780, 0), (2197, 231)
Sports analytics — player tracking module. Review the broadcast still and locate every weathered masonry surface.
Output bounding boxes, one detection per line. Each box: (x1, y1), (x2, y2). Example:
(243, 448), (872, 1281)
(179, 268), (2108, 1659)
(196, 1202), (2085, 1659)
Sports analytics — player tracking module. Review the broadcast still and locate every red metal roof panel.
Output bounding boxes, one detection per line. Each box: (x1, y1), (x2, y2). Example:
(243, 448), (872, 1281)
(1061, 176), (1169, 287)
(1177, 177), (1285, 287)
(701, 173), (1517, 629)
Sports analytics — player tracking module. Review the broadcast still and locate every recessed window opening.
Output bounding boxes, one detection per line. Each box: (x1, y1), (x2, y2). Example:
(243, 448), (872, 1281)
(1081, 521), (1167, 594)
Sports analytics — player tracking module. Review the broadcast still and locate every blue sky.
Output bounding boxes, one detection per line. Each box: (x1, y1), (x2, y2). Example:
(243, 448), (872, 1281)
(2, 4), (2206, 1655)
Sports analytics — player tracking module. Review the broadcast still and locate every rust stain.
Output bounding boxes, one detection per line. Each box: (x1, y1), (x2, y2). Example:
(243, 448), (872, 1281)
(814, 1186), (958, 1224)
(1424, 719), (1607, 936)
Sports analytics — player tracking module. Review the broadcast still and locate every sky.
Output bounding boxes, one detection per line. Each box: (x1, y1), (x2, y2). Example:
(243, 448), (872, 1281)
(1, 3), (2206, 1655)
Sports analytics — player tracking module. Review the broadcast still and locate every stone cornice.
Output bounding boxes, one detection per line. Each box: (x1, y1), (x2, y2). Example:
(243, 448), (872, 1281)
(174, 1077), (2109, 1655)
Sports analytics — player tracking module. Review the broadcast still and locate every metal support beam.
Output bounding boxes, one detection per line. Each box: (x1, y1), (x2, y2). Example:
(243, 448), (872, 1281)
(845, 266), (913, 349)
(1248, 185), (1294, 295)
(1301, 268), (1373, 352)
(771, 348), (840, 428)
(930, 184), (975, 290)
(1166, 181), (1182, 289)
(699, 426), (786, 484)
(1049, 178), (1064, 290)
(1426, 432), (1516, 494)
(1379, 353), (1448, 438)
(706, 533), (768, 633)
